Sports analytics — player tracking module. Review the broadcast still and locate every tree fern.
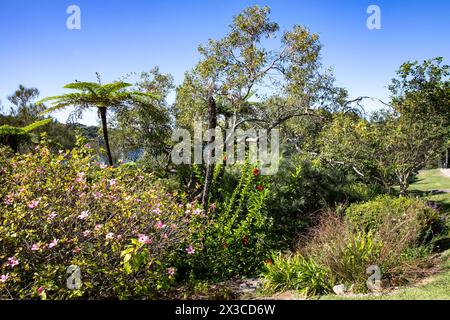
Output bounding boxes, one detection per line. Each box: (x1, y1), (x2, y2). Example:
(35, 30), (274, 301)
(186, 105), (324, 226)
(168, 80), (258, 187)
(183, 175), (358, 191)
(38, 80), (158, 165)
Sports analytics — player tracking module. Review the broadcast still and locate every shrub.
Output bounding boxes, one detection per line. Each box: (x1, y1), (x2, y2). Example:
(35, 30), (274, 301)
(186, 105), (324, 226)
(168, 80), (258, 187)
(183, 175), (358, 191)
(261, 252), (332, 296)
(302, 212), (382, 291)
(345, 195), (440, 242)
(299, 198), (444, 292)
(192, 162), (273, 280)
(0, 136), (205, 299)
(267, 156), (351, 244)
(342, 182), (383, 202)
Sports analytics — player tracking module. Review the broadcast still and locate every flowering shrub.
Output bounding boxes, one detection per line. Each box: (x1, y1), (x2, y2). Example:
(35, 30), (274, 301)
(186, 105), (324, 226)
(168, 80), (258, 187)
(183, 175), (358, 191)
(189, 162), (273, 280)
(0, 136), (204, 299)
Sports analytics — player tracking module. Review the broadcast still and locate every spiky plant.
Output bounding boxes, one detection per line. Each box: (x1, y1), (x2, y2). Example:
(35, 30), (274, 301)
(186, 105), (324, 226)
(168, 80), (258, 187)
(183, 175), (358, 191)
(39, 81), (157, 165)
(0, 119), (52, 152)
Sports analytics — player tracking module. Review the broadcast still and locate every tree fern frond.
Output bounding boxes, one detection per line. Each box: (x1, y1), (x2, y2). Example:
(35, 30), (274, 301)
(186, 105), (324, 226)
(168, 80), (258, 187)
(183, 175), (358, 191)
(22, 118), (52, 133)
(64, 82), (100, 90)
(102, 82), (133, 94)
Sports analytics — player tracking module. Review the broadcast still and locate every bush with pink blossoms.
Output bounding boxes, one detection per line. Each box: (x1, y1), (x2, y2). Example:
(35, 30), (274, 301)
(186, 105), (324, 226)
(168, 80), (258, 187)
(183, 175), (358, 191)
(0, 136), (204, 299)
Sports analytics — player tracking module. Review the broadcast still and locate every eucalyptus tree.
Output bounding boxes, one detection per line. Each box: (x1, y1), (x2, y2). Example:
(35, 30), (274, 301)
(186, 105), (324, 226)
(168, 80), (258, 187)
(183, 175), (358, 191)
(40, 81), (157, 165)
(175, 6), (345, 131)
(174, 5), (345, 206)
(7, 85), (46, 122)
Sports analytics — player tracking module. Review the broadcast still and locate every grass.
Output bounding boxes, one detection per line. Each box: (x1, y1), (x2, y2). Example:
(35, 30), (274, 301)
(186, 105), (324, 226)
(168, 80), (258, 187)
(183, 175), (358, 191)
(321, 169), (450, 300)
(409, 169), (450, 210)
(409, 169), (450, 191)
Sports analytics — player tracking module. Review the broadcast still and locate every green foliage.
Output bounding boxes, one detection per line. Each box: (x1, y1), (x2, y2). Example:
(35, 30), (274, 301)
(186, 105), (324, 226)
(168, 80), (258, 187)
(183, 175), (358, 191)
(261, 252), (332, 296)
(389, 57), (450, 124)
(342, 182), (383, 203)
(193, 162), (273, 280)
(319, 111), (447, 195)
(174, 5), (343, 132)
(0, 137), (205, 299)
(345, 196), (439, 238)
(303, 212), (383, 292)
(111, 67), (174, 169)
(39, 79), (159, 165)
(0, 119), (52, 151)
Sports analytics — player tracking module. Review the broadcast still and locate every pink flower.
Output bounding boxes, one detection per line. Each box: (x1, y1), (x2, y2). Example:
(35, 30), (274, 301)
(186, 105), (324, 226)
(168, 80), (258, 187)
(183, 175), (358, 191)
(37, 287), (44, 295)
(105, 232), (114, 240)
(3, 195), (13, 205)
(31, 243), (40, 251)
(82, 230), (91, 237)
(72, 247), (81, 254)
(47, 212), (57, 221)
(75, 172), (86, 183)
(28, 200), (39, 209)
(193, 208), (203, 215)
(152, 208), (162, 215)
(167, 268), (176, 276)
(48, 239), (59, 249)
(6, 257), (19, 268)
(18, 187), (25, 193)
(94, 224), (103, 231)
(155, 221), (166, 230)
(109, 179), (117, 187)
(138, 234), (151, 244)
(0, 274), (9, 283)
(78, 211), (90, 220)
(93, 192), (102, 200)
(186, 246), (195, 255)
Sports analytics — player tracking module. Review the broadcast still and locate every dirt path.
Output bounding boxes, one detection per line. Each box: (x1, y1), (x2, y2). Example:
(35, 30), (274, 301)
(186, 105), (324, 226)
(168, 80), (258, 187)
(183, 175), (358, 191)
(440, 169), (450, 179)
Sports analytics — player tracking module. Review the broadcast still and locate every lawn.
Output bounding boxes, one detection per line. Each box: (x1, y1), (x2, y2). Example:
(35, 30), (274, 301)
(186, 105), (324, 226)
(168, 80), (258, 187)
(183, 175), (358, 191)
(409, 169), (450, 209)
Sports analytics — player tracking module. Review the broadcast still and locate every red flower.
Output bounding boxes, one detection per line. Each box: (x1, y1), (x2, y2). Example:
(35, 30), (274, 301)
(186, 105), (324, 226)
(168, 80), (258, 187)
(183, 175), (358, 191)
(265, 259), (273, 266)
(223, 242), (228, 249)
(242, 236), (249, 246)
(252, 168), (260, 176)
(256, 185), (264, 191)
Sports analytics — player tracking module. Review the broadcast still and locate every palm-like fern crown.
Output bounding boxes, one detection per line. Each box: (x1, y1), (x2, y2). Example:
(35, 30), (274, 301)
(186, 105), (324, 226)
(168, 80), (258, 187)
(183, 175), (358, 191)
(0, 119), (52, 137)
(38, 81), (158, 114)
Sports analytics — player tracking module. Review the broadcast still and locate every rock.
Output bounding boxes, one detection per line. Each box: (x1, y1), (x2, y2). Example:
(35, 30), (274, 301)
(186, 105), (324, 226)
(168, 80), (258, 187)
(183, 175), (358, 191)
(333, 284), (346, 296)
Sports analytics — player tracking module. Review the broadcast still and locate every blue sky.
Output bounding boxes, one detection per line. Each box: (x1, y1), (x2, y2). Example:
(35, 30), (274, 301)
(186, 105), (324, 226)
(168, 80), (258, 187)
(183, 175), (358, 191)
(1, 0), (449, 125)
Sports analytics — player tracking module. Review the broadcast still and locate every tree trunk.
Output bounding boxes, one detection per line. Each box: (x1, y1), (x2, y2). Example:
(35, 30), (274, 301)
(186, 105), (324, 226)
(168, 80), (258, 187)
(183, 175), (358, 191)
(99, 107), (113, 166)
(399, 174), (409, 197)
(201, 96), (217, 210)
(446, 148), (449, 169)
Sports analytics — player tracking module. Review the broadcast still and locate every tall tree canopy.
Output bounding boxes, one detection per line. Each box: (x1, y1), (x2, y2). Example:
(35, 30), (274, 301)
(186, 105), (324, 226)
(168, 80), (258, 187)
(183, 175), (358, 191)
(174, 5), (346, 132)
(111, 67), (174, 168)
